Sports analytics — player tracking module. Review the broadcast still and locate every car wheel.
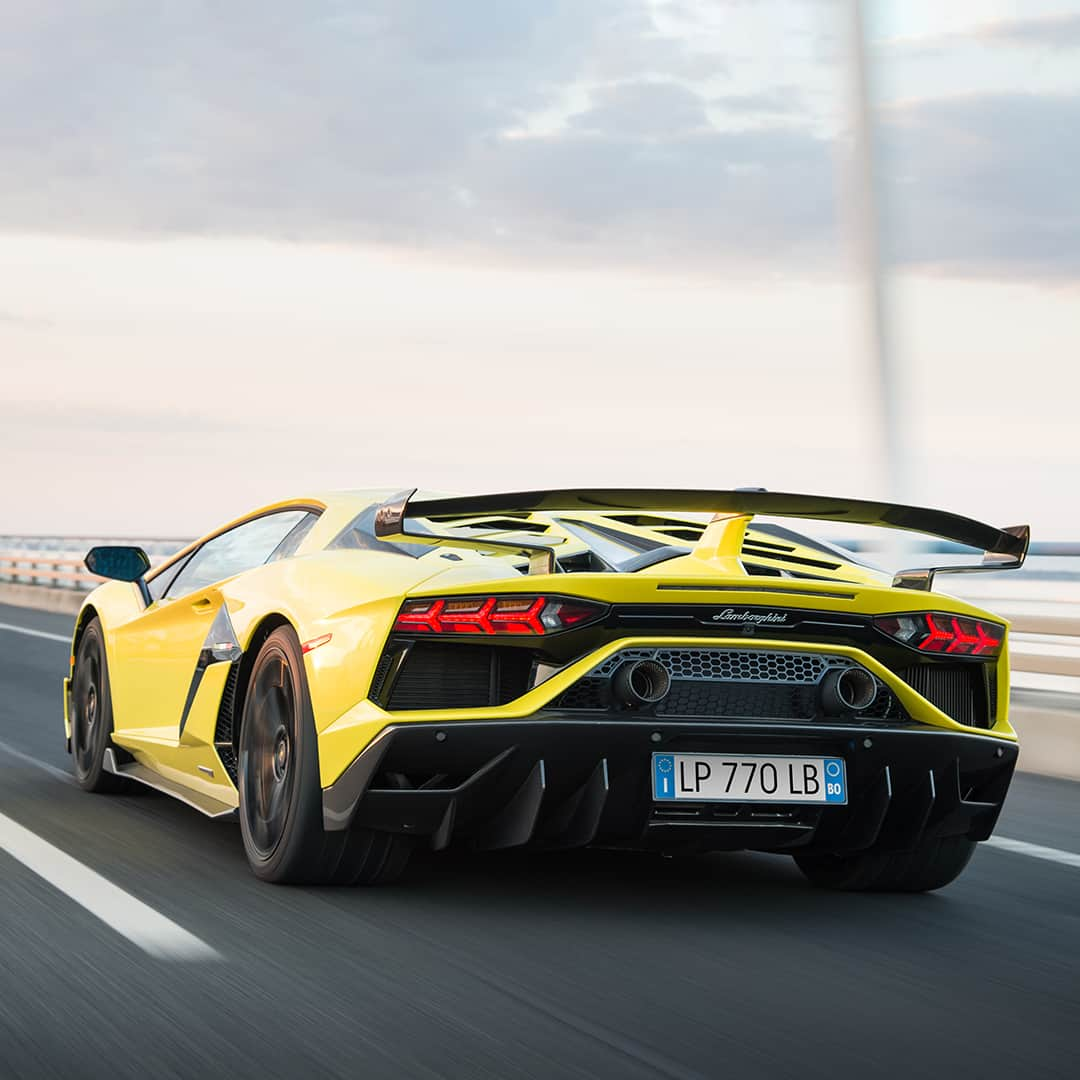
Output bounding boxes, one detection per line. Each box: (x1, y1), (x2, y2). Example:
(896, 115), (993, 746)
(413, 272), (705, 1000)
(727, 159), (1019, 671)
(238, 626), (410, 885)
(70, 617), (127, 793)
(794, 835), (976, 893)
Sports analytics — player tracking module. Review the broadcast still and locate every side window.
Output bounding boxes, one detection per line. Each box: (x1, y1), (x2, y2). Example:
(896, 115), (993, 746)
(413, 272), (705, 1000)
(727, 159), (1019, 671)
(166, 510), (310, 598)
(268, 512), (319, 563)
(147, 551), (195, 602)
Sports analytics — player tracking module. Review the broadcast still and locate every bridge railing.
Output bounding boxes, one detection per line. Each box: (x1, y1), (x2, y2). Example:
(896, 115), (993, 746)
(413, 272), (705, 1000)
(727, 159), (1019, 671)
(0, 538), (188, 593)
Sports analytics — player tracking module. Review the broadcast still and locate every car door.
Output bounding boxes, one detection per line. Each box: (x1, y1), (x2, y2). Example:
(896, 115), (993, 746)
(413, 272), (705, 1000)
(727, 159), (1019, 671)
(107, 509), (313, 747)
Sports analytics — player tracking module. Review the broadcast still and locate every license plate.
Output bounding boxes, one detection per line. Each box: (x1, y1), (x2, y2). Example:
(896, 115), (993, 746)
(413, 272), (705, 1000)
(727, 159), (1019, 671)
(652, 753), (847, 805)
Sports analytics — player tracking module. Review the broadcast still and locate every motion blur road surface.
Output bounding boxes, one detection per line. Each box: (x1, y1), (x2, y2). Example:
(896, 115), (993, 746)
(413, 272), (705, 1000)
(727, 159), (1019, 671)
(1, 603), (1077, 1079)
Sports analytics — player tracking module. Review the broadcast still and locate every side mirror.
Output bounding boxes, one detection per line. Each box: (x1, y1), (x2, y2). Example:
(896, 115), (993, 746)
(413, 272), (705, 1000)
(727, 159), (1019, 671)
(85, 546), (152, 582)
(85, 546), (153, 607)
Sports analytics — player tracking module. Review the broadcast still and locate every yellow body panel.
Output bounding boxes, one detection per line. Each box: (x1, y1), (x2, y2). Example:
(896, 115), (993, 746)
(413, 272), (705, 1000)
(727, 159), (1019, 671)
(68, 490), (1017, 808)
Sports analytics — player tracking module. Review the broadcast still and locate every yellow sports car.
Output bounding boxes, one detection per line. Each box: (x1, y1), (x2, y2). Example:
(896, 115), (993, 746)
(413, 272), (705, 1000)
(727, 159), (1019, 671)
(64, 489), (1028, 890)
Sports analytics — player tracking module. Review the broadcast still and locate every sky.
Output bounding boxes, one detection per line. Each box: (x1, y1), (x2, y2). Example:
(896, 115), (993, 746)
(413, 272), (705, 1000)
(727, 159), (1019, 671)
(2, 1), (1079, 539)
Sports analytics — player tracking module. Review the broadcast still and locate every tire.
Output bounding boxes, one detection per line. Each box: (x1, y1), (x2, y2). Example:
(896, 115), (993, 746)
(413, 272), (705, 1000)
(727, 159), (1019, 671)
(237, 626), (410, 885)
(794, 835), (977, 893)
(70, 618), (128, 793)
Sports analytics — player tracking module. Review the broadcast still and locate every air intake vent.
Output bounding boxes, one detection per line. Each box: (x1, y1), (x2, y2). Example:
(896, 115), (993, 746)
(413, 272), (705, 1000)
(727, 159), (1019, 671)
(385, 642), (533, 710)
(212, 662), (241, 783)
(591, 648), (833, 683)
(899, 664), (989, 728)
(740, 544), (842, 571)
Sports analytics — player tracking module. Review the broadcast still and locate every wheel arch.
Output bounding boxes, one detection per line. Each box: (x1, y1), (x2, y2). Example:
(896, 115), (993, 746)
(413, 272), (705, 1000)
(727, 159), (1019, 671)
(66, 604), (101, 753)
(230, 613), (299, 756)
(71, 603), (101, 660)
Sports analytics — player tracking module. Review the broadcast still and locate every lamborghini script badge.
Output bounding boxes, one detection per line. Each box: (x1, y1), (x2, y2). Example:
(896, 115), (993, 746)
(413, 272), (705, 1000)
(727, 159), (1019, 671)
(710, 608), (790, 627)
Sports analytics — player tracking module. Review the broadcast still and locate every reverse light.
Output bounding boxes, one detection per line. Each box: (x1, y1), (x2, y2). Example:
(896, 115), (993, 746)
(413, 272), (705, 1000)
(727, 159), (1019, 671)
(393, 595), (604, 636)
(874, 613), (1003, 657)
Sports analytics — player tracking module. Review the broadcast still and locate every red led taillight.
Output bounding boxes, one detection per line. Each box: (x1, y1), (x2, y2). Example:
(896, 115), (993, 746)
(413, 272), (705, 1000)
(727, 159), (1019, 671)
(874, 613), (1004, 657)
(393, 596), (604, 636)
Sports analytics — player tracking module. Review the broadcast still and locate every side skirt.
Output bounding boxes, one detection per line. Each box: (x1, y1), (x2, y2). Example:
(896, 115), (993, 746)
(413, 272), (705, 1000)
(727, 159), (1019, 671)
(103, 749), (238, 821)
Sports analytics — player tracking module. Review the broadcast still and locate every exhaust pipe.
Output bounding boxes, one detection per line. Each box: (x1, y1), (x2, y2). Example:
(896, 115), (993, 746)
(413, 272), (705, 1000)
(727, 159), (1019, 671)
(612, 659), (671, 708)
(819, 667), (877, 716)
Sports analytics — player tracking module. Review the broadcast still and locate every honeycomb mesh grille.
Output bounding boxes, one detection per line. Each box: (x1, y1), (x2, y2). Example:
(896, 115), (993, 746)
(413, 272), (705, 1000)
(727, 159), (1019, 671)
(553, 647), (902, 723)
(590, 648), (847, 684)
(657, 681), (819, 720)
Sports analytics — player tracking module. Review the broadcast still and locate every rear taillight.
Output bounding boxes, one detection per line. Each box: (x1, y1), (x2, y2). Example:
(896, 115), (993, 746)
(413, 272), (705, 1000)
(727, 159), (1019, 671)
(393, 595), (605, 636)
(874, 613), (1004, 657)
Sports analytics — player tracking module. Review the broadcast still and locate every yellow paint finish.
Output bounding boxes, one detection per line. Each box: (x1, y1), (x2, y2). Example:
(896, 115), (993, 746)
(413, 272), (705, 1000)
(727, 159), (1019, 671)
(108, 587), (223, 735)
(690, 513), (750, 564)
(179, 661), (232, 749)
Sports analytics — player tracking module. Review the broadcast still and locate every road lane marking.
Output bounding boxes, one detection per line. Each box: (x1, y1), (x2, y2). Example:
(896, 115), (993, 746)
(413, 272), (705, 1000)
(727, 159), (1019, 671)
(0, 738), (73, 783)
(0, 622), (70, 643)
(985, 836), (1080, 869)
(0, 811), (220, 960)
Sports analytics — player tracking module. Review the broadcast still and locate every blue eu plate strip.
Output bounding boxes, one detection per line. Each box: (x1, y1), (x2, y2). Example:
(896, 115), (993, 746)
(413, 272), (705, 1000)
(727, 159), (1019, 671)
(823, 758), (846, 803)
(653, 754), (676, 799)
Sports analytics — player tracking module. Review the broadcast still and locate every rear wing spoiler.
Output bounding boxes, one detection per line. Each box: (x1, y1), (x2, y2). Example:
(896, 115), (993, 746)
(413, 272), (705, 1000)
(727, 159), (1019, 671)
(373, 488), (1030, 591)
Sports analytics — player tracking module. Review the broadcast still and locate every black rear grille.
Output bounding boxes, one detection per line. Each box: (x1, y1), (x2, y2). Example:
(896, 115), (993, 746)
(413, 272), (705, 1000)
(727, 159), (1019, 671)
(556, 678), (609, 711)
(556, 676), (901, 722)
(386, 643), (533, 710)
(552, 646), (904, 723)
(899, 664), (989, 728)
(658, 680), (818, 720)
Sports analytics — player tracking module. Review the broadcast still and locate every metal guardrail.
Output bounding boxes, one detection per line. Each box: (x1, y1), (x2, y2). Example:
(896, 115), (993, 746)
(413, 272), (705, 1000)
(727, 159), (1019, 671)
(0, 552), (105, 589)
(2, 537), (1079, 682)
(0, 538), (187, 593)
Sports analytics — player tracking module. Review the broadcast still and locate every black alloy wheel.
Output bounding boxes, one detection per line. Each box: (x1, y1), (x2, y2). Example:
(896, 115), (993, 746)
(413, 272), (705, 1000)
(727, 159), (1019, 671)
(70, 617), (126, 793)
(794, 834), (977, 892)
(238, 625), (411, 885)
(240, 642), (299, 859)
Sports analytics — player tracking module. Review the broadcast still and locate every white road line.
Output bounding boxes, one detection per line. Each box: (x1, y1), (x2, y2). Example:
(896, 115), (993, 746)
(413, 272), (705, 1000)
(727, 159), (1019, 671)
(0, 622), (70, 644)
(984, 836), (1080, 870)
(0, 738), (73, 783)
(0, 811), (220, 960)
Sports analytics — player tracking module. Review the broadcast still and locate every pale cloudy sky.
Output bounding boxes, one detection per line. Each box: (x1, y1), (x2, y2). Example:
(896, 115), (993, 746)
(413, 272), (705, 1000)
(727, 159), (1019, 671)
(2, 1), (1078, 539)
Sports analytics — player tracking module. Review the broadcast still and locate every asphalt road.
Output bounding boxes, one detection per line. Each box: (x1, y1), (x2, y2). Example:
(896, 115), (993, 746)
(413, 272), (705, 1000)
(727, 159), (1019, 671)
(1, 602), (1077, 1080)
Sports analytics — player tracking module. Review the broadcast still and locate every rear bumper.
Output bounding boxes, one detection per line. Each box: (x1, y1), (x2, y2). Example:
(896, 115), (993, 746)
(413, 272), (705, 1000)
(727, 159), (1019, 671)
(322, 714), (1018, 856)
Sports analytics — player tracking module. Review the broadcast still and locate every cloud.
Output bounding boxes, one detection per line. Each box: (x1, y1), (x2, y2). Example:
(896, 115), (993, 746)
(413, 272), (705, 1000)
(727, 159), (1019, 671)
(880, 13), (1080, 54)
(711, 87), (808, 119)
(0, 0), (829, 268)
(472, 125), (835, 265)
(0, 2), (1077, 279)
(879, 93), (1080, 277)
(974, 13), (1080, 49)
(568, 81), (711, 136)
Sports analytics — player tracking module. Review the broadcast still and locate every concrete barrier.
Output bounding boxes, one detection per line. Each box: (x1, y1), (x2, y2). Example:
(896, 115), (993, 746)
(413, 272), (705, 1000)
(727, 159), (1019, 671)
(0, 583), (84, 615)
(1010, 703), (1080, 781)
